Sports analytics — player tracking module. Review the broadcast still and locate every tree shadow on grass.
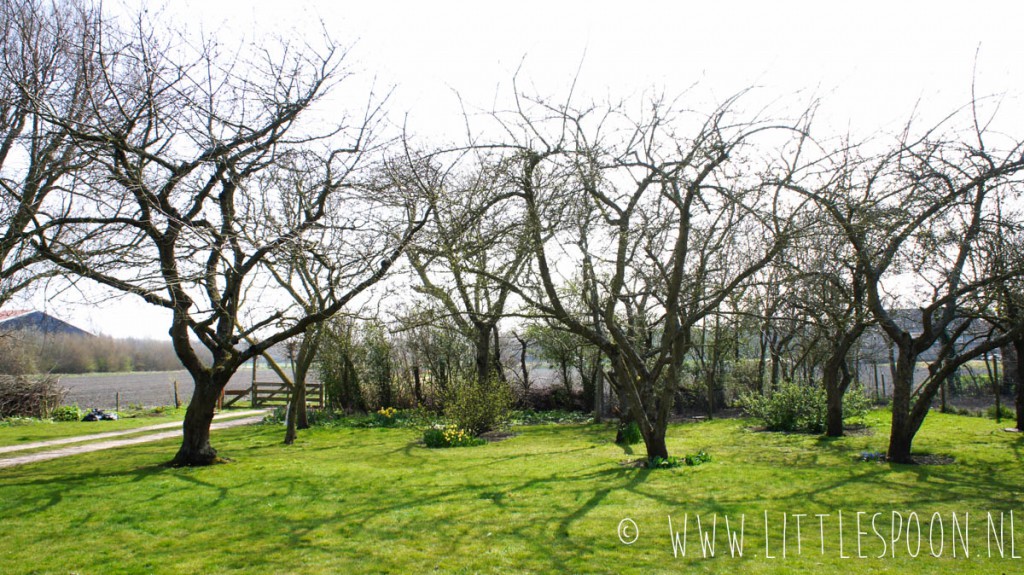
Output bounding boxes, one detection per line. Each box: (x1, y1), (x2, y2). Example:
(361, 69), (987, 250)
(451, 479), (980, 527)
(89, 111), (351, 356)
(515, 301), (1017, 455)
(0, 458), (244, 515)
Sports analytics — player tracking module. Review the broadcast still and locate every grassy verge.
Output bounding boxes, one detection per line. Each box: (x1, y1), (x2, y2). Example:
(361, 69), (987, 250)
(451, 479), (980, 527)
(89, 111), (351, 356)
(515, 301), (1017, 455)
(0, 410), (1022, 574)
(0, 407), (187, 446)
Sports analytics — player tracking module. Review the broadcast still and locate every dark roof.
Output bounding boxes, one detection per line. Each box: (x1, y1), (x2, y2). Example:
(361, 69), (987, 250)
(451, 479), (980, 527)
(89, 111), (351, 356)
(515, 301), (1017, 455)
(0, 310), (92, 337)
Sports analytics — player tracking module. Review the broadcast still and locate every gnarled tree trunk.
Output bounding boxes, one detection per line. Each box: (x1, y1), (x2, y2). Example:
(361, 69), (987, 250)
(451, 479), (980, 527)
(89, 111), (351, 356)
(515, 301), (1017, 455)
(171, 373), (229, 466)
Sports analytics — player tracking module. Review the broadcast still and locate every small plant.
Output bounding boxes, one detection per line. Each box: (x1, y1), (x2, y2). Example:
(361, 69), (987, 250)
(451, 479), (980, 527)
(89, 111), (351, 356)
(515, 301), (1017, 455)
(304, 408), (347, 427)
(0, 416), (37, 427)
(423, 424), (485, 448)
(616, 421), (643, 445)
(645, 450), (711, 469)
(684, 450), (712, 466)
(859, 451), (886, 462)
(50, 405), (82, 422)
(366, 406), (399, 427)
(646, 456), (682, 469)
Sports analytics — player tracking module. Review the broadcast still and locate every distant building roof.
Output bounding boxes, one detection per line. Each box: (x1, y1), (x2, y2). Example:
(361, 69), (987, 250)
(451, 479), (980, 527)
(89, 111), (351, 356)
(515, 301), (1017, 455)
(0, 309), (92, 337)
(0, 309), (32, 322)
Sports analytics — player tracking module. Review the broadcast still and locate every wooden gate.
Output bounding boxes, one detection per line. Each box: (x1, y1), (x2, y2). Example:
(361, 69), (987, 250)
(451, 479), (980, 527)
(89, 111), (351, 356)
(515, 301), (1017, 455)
(253, 381), (324, 408)
(220, 382), (324, 409)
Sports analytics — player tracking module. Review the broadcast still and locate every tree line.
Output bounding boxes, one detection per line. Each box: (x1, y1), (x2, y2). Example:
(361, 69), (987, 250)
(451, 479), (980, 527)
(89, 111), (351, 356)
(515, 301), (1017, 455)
(0, 331), (188, 374)
(1, 0), (1022, 465)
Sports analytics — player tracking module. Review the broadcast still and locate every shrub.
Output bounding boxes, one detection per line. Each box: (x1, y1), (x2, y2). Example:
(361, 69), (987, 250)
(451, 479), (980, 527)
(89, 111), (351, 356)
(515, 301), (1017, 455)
(0, 375), (67, 418)
(985, 404), (1014, 420)
(616, 421), (643, 445)
(842, 387), (873, 423)
(443, 376), (513, 436)
(263, 406), (287, 424)
(739, 382), (871, 433)
(422, 424), (484, 448)
(50, 405), (82, 422)
(263, 407), (438, 430)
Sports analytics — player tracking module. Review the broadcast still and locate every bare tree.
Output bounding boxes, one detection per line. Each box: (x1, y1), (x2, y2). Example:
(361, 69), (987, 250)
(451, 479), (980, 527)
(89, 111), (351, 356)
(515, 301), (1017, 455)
(395, 151), (532, 384)
(476, 90), (813, 460)
(979, 199), (1024, 430)
(780, 179), (874, 436)
(786, 109), (1024, 462)
(257, 150), (418, 444)
(34, 18), (427, 465)
(0, 0), (98, 306)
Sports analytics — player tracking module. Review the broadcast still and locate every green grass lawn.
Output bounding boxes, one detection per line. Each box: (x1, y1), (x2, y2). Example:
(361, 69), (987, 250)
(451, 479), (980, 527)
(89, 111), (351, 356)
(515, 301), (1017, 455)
(0, 407), (188, 446)
(1, 410), (1022, 574)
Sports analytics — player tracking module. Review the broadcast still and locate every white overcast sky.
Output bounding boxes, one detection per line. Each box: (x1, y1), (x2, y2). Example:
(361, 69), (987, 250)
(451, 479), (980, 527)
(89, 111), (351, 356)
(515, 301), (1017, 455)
(23, 0), (1024, 339)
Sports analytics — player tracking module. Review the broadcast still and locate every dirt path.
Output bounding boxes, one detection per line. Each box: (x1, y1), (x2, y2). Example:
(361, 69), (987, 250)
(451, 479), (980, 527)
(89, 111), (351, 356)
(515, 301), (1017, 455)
(0, 411), (268, 469)
(0, 410), (266, 455)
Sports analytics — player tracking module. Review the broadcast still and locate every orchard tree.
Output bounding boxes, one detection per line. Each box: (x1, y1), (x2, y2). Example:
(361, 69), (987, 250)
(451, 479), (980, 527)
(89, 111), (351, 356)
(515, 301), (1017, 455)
(481, 89), (814, 460)
(257, 149), (418, 444)
(395, 151), (532, 384)
(35, 18), (426, 465)
(786, 109), (1024, 462)
(979, 200), (1024, 430)
(783, 181), (873, 436)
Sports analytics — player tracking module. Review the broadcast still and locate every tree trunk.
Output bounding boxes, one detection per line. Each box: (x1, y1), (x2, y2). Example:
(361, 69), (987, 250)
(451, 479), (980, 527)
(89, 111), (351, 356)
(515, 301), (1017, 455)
(824, 363), (845, 437)
(171, 375), (225, 466)
(705, 371), (715, 419)
(560, 357), (571, 396)
(284, 393), (299, 445)
(642, 423), (669, 460)
(886, 353), (918, 464)
(492, 325), (507, 383)
(1012, 339), (1023, 431)
(412, 365), (423, 405)
(756, 331), (768, 394)
(519, 343), (530, 391)
(823, 332), (864, 438)
(296, 382), (309, 429)
(294, 340), (312, 430)
(474, 325), (491, 384)
(769, 333), (783, 391)
(887, 422), (914, 464)
(825, 388), (844, 437)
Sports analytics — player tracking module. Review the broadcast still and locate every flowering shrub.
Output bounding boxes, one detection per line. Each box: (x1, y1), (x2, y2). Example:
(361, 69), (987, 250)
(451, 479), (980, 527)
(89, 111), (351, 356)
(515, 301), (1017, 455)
(443, 376), (513, 436)
(423, 424), (485, 448)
